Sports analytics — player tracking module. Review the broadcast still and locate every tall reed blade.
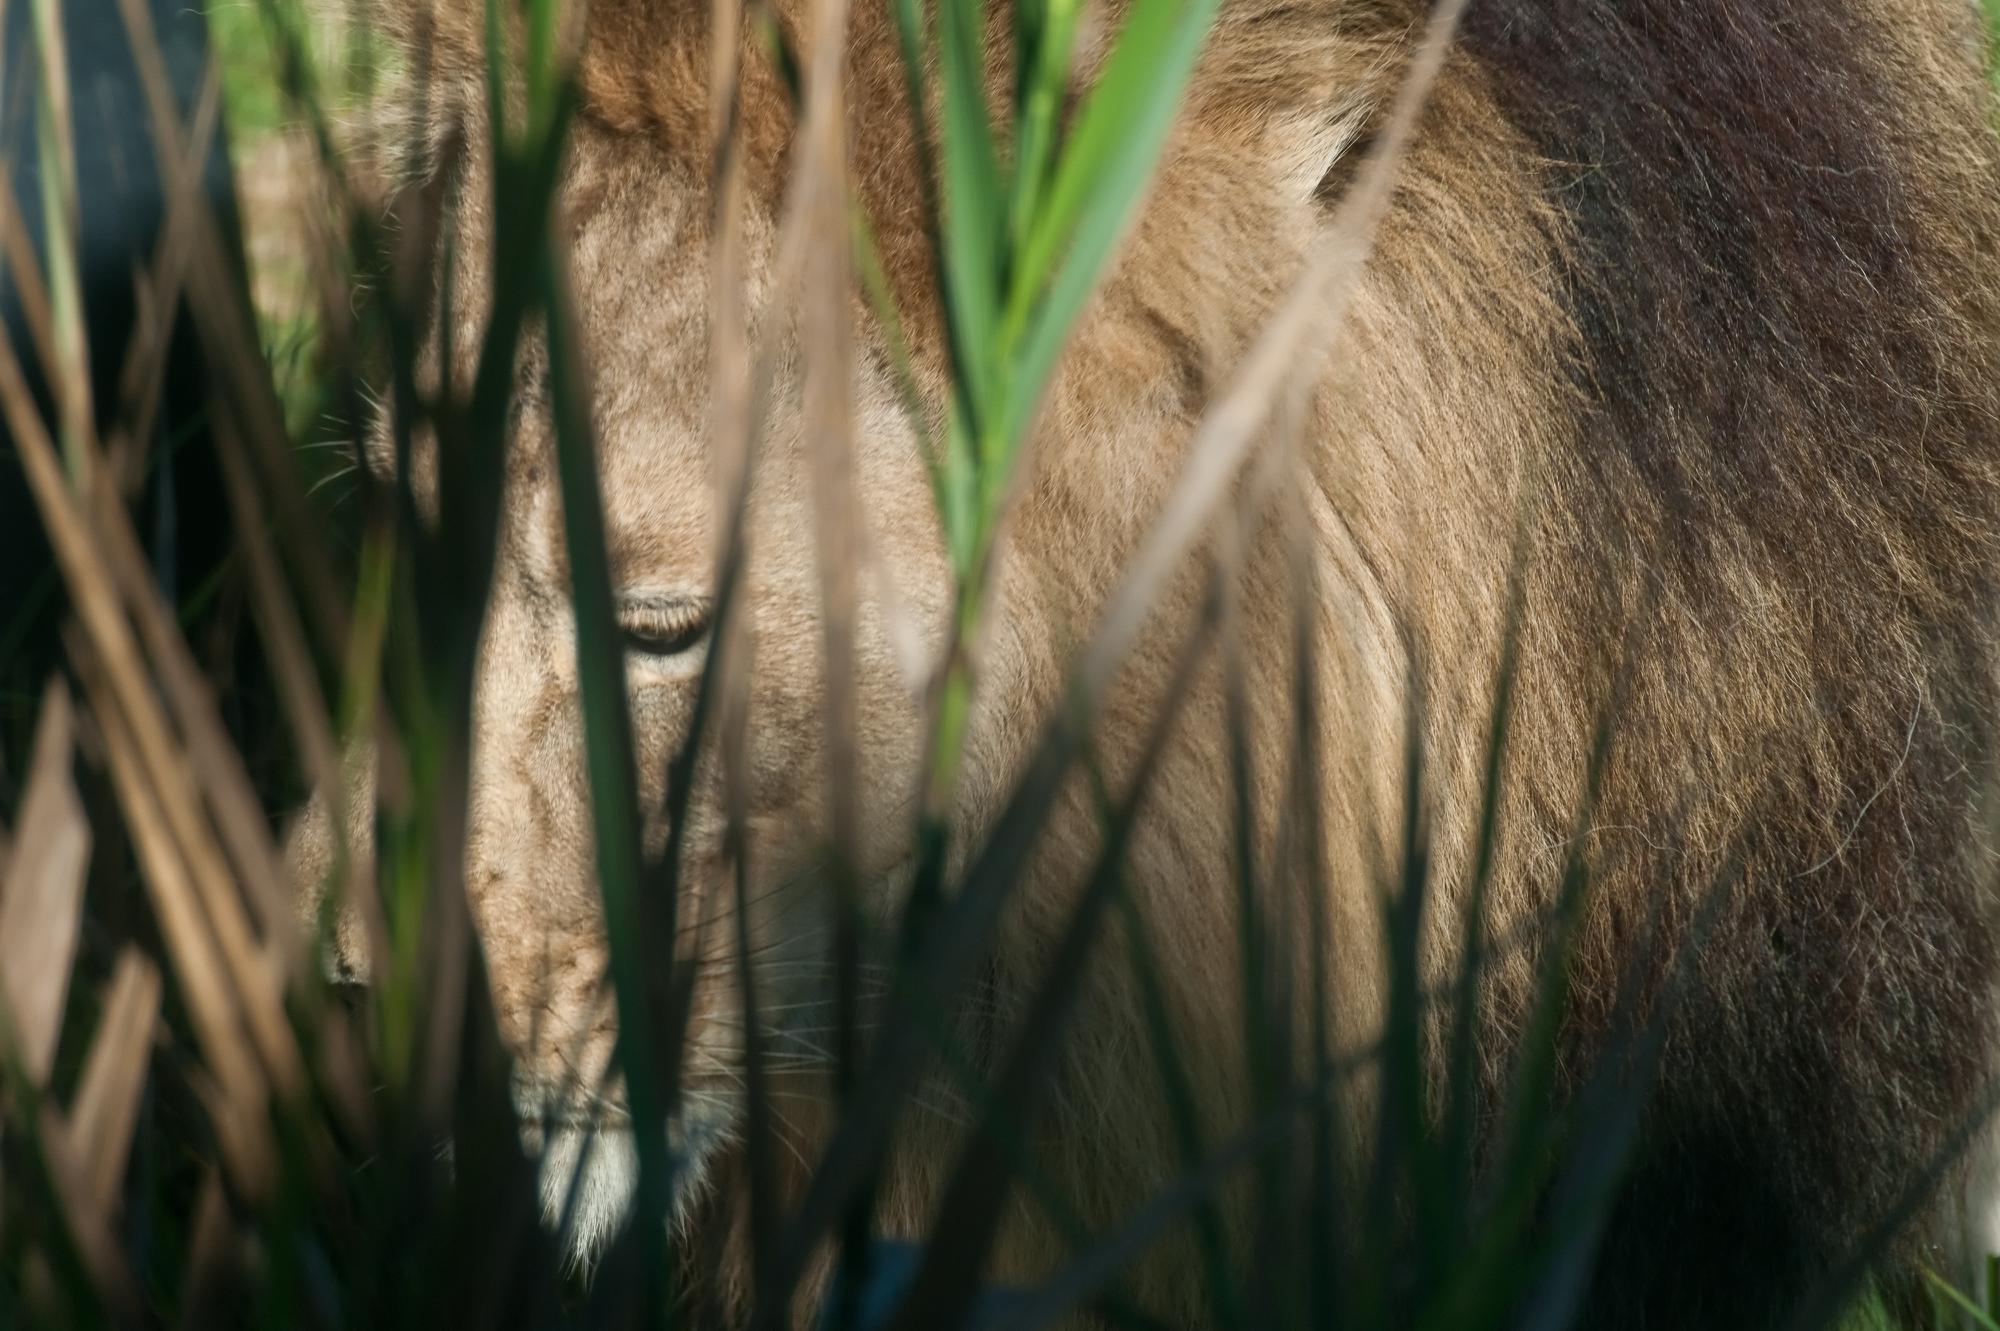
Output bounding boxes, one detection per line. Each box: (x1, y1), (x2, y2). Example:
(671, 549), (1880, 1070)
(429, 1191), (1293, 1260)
(27, 0), (93, 480)
(544, 254), (676, 1303)
(0, 683), (88, 1090)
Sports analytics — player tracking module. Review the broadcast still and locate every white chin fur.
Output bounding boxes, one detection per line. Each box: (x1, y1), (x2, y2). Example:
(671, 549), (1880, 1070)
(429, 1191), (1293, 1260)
(532, 1117), (726, 1270)
(537, 1123), (642, 1269)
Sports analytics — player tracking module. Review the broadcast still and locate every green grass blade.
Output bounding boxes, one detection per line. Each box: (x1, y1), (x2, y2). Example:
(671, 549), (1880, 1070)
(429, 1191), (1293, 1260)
(523, 0), (563, 139)
(1928, 1267), (2000, 1331)
(28, 0), (94, 480)
(543, 260), (674, 1304)
(1006, 0), (1079, 260)
(999, 0), (1219, 444)
(934, 0), (1004, 435)
(483, 0), (508, 150)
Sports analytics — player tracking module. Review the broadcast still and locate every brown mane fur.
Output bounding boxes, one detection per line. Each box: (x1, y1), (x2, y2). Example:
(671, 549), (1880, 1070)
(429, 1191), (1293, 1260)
(291, 1), (2000, 1325)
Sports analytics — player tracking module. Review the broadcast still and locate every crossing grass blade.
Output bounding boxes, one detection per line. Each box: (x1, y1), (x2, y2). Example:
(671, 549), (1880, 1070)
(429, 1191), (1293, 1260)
(1925, 1267), (2000, 1331)
(882, 578), (1218, 1331)
(1106, 808), (1245, 1330)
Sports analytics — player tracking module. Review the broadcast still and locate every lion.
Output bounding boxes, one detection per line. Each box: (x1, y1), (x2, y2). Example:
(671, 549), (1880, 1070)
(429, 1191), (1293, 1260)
(284, 0), (2000, 1324)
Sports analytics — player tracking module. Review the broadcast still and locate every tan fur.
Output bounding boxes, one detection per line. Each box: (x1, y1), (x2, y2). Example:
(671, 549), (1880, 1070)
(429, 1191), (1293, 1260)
(288, 1), (2000, 1324)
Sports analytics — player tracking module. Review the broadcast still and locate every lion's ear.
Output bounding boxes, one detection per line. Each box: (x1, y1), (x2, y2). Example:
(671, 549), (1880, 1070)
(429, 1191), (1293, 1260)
(1190, 3), (1402, 207)
(1272, 101), (1377, 205)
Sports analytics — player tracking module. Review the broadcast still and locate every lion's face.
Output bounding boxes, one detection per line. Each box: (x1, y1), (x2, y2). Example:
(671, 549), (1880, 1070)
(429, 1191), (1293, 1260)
(289, 89), (962, 1252)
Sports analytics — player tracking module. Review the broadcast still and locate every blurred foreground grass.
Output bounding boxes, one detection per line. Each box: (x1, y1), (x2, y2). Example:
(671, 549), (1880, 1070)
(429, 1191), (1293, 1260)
(0, 2), (1996, 1329)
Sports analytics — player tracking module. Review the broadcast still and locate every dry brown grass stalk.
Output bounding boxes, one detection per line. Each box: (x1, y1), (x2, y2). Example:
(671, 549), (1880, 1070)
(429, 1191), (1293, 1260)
(1078, 0), (1468, 708)
(64, 948), (164, 1212)
(73, 629), (279, 1194)
(32, 1099), (142, 1324)
(0, 682), (87, 1088)
(795, 0), (861, 861)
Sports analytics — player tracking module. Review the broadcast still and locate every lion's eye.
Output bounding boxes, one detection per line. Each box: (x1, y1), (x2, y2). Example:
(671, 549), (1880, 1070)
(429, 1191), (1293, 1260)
(617, 598), (711, 659)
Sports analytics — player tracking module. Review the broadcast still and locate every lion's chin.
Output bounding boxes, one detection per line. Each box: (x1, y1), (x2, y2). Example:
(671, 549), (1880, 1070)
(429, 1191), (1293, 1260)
(533, 1121), (643, 1269)
(528, 1113), (730, 1271)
